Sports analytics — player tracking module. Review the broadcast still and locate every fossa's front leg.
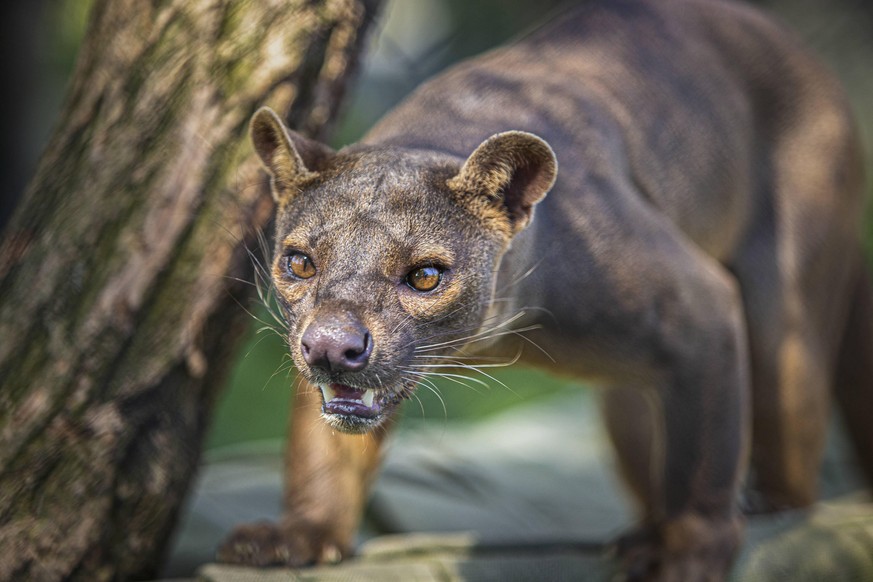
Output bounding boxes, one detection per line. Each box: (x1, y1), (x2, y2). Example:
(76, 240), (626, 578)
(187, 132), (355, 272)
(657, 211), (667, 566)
(603, 272), (749, 580)
(217, 382), (392, 566)
(604, 381), (746, 582)
(571, 192), (751, 580)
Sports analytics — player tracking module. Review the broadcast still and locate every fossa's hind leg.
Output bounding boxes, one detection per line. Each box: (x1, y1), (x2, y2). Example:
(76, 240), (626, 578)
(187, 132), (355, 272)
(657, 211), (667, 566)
(729, 186), (863, 510)
(731, 191), (861, 509)
(731, 84), (863, 511)
(733, 260), (832, 511)
(834, 264), (873, 488)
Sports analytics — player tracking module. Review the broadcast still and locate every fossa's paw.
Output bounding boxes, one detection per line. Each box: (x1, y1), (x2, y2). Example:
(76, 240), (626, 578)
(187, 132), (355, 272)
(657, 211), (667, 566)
(216, 520), (345, 567)
(614, 513), (743, 582)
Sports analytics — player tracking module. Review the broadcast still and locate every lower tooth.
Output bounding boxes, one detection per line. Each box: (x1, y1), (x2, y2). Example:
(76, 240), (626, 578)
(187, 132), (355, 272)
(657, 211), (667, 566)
(320, 384), (337, 402)
(362, 389), (375, 408)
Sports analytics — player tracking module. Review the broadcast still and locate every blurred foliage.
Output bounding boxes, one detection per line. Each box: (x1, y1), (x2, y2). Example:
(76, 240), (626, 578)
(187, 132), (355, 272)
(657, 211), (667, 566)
(48, 0), (95, 72)
(332, 0), (571, 147)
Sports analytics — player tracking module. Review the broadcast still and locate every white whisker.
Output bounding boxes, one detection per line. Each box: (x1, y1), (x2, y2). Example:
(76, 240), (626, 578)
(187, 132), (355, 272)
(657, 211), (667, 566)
(413, 375), (448, 421)
(412, 349), (522, 369)
(415, 324), (542, 353)
(415, 311), (528, 351)
(401, 368), (490, 392)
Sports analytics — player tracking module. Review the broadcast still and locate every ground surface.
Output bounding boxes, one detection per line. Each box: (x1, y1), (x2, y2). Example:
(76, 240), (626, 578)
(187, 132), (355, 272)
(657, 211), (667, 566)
(161, 391), (873, 581)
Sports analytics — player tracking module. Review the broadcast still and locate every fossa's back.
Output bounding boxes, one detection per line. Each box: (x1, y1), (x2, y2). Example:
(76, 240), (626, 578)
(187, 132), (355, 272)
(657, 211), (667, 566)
(367, 0), (862, 260)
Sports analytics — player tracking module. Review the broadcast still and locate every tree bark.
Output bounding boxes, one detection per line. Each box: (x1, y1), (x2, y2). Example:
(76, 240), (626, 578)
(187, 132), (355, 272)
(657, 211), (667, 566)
(0, 0), (381, 579)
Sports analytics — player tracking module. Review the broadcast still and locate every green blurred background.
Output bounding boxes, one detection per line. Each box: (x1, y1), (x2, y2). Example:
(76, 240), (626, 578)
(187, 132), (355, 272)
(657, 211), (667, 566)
(3, 0), (872, 450)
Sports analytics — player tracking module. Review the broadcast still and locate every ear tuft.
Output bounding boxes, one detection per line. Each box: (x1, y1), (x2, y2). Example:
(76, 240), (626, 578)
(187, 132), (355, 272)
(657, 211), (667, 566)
(448, 131), (557, 235)
(249, 107), (335, 203)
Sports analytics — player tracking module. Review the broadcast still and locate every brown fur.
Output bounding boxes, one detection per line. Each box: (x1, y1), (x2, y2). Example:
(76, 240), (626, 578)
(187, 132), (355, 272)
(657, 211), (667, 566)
(218, 0), (869, 579)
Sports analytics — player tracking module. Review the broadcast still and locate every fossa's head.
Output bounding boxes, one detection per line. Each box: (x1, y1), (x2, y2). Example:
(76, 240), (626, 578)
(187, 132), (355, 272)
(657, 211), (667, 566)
(250, 107), (556, 433)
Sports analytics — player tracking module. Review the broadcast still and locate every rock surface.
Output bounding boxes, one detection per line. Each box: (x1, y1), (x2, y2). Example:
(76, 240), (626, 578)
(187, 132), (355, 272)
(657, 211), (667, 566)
(163, 390), (873, 581)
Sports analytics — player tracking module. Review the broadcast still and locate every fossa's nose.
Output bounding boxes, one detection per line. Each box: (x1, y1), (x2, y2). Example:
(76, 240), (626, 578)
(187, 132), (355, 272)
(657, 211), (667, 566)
(300, 312), (372, 373)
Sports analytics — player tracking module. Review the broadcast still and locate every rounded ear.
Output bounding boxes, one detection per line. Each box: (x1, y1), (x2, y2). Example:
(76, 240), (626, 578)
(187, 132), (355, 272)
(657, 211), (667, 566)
(447, 131), (557, 235)
(249, 107), (335, 203)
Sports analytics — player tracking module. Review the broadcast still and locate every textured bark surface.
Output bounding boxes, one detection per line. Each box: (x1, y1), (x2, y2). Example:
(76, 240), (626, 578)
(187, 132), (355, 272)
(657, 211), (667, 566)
(0, 0), (381, 579)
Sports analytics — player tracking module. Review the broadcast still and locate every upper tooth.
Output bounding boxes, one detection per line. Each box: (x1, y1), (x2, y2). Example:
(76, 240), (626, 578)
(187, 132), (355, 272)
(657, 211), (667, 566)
(320, 384), (337, 402)
(362, 389), (375, 408)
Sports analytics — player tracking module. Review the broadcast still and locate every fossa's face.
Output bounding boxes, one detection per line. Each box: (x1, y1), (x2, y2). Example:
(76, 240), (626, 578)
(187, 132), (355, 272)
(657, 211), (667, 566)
(271, 148), (505, 433)
(250, 108), (555, 433)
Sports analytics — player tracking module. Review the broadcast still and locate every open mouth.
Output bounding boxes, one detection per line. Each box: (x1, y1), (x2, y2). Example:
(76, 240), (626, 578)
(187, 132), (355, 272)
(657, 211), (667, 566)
(319, 383), (381, 418)
(316, 381), (415, 434)
(317, 383), (389, 434)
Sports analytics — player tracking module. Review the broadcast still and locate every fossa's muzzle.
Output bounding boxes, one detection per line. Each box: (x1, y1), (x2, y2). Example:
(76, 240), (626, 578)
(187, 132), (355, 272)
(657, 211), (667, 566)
(299, 309), (386, 426)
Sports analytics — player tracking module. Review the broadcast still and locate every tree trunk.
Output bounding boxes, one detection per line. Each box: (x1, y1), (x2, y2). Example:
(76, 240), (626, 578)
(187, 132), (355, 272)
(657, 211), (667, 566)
(0, 0), (382, 579)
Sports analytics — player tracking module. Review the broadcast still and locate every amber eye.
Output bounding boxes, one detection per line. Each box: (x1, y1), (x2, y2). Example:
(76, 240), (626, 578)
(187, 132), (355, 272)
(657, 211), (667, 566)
(406, 265), (442, 292)
(285, 252), (316, 279)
